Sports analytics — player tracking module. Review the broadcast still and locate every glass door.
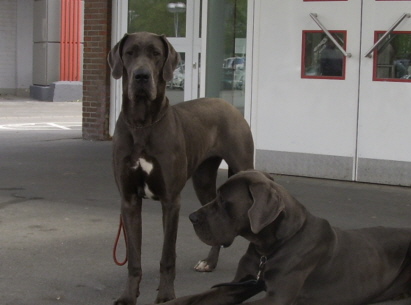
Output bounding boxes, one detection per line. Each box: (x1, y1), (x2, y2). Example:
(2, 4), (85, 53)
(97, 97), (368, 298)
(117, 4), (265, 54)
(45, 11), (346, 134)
(109, 0), (202, 135)
(128, 0), (202, 105)
(204, 0), (248, 114)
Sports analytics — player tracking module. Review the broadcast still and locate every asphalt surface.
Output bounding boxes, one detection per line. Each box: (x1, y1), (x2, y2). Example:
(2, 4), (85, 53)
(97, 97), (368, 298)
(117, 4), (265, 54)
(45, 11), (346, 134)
(0, 96), (410, 305)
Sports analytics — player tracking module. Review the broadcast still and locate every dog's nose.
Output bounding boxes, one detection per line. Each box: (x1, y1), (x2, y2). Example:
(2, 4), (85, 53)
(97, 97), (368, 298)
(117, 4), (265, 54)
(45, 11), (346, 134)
(134, 69), (150, 83)
(189, 212), (200, 224)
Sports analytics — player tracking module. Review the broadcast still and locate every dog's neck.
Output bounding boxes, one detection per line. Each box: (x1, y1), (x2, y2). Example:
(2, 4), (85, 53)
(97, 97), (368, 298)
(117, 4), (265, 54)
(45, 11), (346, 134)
(244, 198), (308, 257)
(122, 93), (169, 129)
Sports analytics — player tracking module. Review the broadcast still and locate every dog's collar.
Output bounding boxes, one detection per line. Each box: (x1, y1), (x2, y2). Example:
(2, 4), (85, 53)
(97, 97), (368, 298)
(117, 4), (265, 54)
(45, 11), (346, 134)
(124, 108), (168, 130)
(211, 256), (267, 289)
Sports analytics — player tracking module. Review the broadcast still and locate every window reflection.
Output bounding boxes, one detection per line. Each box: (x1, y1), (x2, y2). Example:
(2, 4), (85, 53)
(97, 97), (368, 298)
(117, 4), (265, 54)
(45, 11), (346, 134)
(222, 57), (245, 90)
(166, 53), (185, 105)
(375, 32), (411, 81)
(302, 31), (346, 79)
(128, 0), (186, 38)
(205, 0), (247, 114)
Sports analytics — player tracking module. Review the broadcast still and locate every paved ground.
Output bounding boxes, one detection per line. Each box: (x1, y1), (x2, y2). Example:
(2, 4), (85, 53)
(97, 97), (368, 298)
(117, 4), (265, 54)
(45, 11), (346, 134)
(0, 97), (410, 305)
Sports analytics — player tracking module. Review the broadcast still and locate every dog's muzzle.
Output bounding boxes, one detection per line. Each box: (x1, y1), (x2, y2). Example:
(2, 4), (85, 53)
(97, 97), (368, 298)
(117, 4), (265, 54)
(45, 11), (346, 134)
(129, 68), (156, 100)
(189, 211), (232, 248)
(189, 212), (200, 225)
(134, 68), (151, 84)
(189, 211), (211, 242)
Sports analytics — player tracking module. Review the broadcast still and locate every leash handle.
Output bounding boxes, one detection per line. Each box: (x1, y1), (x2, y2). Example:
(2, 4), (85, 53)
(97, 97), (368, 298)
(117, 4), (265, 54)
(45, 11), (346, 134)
(113, 214), (128, 266)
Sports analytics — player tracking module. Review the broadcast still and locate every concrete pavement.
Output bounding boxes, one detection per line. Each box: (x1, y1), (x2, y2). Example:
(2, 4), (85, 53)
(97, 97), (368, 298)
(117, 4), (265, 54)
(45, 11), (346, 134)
(0, 97), (410, 305)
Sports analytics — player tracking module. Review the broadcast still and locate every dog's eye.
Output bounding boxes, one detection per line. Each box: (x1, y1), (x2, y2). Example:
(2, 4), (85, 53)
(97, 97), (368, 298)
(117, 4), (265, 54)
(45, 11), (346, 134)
(153, 51), (160, 56)
(125, 51), (133, 56)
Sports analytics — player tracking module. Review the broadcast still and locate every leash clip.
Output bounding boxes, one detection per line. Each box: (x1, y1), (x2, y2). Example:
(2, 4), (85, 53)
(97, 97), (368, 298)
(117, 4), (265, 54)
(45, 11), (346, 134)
(256, 256), (267, 281)
(210, 255), (268, 289)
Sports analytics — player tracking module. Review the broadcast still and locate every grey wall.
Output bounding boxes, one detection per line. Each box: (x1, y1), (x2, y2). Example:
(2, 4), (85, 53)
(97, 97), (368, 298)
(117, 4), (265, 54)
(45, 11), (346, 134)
(0, 0), (33, 96)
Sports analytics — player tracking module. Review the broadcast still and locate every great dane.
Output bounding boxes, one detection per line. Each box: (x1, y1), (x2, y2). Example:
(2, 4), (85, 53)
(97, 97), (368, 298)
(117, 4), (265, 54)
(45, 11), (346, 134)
(153, 170), (411, 305)
(107, 32), (254, 305)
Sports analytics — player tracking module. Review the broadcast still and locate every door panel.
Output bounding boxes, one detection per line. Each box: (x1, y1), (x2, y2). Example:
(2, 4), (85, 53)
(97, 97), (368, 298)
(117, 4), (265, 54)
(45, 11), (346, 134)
(254, 0), (361, 180)
(357, 1), (411, 184)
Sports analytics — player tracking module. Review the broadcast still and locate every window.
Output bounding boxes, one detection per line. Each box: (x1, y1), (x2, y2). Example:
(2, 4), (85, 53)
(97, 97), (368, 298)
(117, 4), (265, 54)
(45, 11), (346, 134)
(373, 31), (411, 82)
(128, 0), (187, 38)
(205, 0), (248, 114)
(304, 0), (347, 2)
(302, 31), (347, 79)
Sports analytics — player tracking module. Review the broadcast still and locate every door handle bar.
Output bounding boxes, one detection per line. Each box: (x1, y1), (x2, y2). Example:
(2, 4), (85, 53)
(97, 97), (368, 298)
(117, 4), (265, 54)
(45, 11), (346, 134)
(364, 13), (411, 58)
(310, 13), (352, 58)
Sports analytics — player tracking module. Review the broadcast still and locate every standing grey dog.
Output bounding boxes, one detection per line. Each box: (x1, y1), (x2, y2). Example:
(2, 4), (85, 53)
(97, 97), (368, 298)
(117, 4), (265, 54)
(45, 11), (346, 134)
(152, 170), (411, 305)
(107, 32), (254, 305)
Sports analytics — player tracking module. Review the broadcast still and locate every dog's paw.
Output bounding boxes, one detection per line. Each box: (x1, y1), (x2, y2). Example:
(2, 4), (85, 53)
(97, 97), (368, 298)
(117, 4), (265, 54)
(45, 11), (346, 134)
(194, 260), (215, 272)
(113, 297), (136, 305)
(155, 294), (175, 304)
(155, 288), (175, 304)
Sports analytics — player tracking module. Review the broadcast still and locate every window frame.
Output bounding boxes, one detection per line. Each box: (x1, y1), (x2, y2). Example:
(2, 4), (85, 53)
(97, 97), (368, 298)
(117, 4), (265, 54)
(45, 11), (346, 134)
(303, 0), (347, 2)
(373, 30), (411, 83)
(301, 30), (348, 80)
(303, 0), (348, 2)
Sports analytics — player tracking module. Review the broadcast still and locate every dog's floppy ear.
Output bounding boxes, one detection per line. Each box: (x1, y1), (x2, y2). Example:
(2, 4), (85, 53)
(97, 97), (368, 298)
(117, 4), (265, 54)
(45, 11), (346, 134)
(160, 35), (180, 82)
(248, 182), (285, 234)
(108, 34), (129, 79)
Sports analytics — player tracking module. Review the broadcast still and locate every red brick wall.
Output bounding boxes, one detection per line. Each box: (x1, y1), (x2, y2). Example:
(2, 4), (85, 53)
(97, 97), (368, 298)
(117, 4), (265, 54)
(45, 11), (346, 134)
(82, 0), (112, 140)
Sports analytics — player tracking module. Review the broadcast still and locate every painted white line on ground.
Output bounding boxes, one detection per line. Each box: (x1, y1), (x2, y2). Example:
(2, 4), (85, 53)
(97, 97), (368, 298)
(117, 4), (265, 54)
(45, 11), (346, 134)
(0, 122), (81, 131)
(47, 123), (71, 130)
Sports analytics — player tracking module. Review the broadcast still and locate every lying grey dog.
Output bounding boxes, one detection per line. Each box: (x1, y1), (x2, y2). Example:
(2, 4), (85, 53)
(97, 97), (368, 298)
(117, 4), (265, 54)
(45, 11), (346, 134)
(154, 170), (411, 305)
(107, 32), (254, 305)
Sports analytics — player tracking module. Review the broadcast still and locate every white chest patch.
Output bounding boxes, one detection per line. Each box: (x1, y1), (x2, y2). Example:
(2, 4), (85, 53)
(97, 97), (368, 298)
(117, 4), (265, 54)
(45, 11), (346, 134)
(131, 158), (154, 174)
(139, 158), (153, 174)
(130, 157), (158, 200)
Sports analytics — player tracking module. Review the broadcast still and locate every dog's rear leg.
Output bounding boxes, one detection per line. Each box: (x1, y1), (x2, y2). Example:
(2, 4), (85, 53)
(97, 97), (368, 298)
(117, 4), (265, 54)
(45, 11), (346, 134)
(192, 157), (222, 272)
(114, 197), (143, 305)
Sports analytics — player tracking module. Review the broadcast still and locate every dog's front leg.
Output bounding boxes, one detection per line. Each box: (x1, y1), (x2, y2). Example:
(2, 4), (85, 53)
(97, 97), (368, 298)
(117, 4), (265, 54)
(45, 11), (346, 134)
(155, 198), (181, 303)
(114, 196), (143, 305)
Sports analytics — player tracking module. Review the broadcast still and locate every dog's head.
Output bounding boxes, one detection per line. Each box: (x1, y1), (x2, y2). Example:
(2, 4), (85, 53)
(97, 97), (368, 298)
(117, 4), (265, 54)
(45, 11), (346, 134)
(189, 170), (286, 248)
(108, 32), (180, 102)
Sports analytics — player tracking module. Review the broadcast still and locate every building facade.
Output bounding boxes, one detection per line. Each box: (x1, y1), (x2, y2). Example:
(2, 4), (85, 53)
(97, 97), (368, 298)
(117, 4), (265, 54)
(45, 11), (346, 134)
(1, 0), (410, 185)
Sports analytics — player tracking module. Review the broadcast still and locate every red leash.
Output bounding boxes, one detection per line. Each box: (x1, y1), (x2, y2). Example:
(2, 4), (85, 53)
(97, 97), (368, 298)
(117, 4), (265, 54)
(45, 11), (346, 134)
(113, 214), (128, 266)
